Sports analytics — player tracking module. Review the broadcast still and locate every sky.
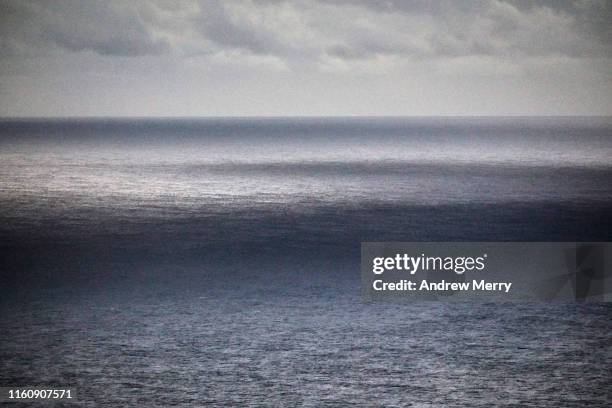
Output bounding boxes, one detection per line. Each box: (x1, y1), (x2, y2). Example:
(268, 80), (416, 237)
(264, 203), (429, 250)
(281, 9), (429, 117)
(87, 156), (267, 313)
(0, 0), (610, 117)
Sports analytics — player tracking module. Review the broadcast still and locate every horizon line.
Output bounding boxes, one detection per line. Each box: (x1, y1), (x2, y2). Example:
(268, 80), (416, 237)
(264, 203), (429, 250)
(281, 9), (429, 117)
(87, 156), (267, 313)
(1, 114), (611, 120)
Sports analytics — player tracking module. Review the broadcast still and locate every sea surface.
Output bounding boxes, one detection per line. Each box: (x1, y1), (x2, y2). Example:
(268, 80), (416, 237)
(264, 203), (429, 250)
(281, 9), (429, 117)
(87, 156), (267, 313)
(0, 117), (611, 406)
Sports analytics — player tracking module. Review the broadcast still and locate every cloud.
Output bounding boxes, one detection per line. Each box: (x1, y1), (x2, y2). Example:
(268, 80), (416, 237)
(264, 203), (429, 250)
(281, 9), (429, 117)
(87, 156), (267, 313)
(0, 0), (172, 56)
(1, 0), (609, 63)
(314, 0), (611, 61)
(196, 1), (286, 55)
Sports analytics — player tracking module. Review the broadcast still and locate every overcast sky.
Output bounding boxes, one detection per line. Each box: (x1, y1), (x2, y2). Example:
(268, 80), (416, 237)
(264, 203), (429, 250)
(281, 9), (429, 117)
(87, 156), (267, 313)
(0, 0), (610, 116)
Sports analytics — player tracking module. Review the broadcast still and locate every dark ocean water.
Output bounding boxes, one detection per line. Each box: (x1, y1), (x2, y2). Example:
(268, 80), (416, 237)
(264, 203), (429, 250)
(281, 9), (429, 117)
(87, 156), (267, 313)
(0, 117), (611, 406)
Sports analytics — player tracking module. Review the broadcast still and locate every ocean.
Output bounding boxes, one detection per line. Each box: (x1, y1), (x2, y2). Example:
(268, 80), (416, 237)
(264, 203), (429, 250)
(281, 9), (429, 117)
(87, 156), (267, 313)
(0, 117), (611, 406)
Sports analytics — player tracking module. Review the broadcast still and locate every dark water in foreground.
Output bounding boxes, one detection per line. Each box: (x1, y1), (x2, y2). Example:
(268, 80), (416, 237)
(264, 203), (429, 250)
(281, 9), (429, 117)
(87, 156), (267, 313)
(0, 117), (611, 406)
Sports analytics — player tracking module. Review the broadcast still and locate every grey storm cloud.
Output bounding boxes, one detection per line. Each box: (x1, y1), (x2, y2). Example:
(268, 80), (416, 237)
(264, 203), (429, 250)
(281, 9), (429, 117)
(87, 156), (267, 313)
(197, 1), (287, 55)
(318, 0), (611, 59)
(0, 0), (610, 117)
(0, 0), (610, 60)
(0, 0), (170, 56)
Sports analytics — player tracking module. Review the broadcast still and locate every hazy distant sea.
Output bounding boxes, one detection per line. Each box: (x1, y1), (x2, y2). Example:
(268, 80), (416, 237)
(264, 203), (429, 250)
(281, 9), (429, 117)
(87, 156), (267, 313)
(1, 117), (611, 406)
